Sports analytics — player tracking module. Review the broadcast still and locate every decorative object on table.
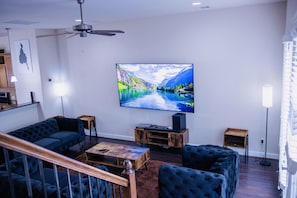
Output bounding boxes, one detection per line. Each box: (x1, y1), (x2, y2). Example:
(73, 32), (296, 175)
(30, 91), (35, 103)
(260, 84), (273, 166)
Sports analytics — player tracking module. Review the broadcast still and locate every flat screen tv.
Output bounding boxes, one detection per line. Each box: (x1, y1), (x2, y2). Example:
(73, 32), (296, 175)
(116, 63), (194, 113)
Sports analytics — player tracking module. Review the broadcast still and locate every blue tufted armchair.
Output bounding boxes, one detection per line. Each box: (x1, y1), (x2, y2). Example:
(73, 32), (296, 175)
(159, 145), (240, 198)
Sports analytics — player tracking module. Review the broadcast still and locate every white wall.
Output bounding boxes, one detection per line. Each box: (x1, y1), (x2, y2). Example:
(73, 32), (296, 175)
(0, 2), (286, 158)
(9, 29), (44, 106)
(36, 29), (66, 118)
(0, 103), (43, 132)
(55, 2), (286, 158)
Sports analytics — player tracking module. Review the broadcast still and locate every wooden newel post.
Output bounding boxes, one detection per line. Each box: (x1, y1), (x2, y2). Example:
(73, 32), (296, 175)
(122, 159), (137, 198)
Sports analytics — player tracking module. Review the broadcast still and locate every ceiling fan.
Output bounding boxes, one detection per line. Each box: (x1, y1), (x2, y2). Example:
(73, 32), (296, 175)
(37, 0), (124, 38)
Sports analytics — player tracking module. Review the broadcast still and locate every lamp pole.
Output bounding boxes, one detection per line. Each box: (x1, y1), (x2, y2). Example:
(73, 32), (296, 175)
(260, 107), (271, 166)
(60, 96), (64, 116)
(260, 84), (272, 167)
(55, 81), (66, 117)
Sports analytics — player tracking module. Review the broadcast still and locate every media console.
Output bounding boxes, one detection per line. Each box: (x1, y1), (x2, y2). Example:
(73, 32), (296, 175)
(134, 125), (189, 148)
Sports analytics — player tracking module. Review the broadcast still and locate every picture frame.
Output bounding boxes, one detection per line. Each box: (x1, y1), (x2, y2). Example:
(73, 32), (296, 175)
(14, 39), (33, 73)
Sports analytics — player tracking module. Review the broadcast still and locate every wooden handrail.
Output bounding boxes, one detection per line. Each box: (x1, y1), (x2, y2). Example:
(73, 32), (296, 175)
(0, 132), (129, 187)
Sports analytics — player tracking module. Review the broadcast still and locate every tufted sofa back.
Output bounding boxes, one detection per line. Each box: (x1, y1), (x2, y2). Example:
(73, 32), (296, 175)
(8, 119), (59, 142)
(183, 145), (224, 171)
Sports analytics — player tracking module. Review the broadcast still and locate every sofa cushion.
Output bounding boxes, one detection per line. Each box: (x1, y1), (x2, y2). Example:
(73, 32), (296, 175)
(33, 138), (61, 151)
(49, 131), (80, 143)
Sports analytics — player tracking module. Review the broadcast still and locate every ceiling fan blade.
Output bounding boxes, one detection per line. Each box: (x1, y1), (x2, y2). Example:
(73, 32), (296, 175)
(36, 31), (74, 38)
(67, 33), (80, 38)
(90, 30), (124, 36)
(92, 30), (125, 34)
(89, 31), (116, 36)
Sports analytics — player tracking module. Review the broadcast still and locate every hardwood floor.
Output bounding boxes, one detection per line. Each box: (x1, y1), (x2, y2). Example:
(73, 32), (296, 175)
(67, 136), (282, 198)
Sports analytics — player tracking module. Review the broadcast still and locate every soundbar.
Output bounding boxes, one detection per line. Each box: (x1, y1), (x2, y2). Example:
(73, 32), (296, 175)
(136, 124), (183, 132)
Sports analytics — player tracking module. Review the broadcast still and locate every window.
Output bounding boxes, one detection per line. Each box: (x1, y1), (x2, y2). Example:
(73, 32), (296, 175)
(279, 37), (297, 197)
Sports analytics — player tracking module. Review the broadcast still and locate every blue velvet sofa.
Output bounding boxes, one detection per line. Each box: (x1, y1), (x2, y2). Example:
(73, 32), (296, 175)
(0, 157), (111, 197)
(159, 145), (240, 198)
(8, 117), (85, 155)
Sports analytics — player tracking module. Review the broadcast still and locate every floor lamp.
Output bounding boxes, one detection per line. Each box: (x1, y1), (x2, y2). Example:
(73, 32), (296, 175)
(260, 84), (273, 167)
(55, 82), (66, 116)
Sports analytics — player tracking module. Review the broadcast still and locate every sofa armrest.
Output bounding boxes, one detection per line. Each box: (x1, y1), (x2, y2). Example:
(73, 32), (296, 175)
(209, 153), (240, 198)
(159, 164), (226, 198)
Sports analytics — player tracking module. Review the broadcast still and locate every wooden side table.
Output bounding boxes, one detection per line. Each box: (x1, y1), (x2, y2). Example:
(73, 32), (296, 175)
(224, 128), (248, 163)
(78, 115), (97, 138)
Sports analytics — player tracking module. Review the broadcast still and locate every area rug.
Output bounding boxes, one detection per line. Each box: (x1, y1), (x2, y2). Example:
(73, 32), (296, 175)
(136, 160), (167, 198)
(75, 153), (179, 198)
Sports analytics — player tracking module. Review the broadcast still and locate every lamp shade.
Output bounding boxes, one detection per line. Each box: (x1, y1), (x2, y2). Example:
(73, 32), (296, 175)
(262, 84), (273, 108)
(55, 82), (67, 97)
(10, 75), (18, 82)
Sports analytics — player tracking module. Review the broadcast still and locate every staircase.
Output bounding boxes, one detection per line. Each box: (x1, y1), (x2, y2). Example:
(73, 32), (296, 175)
(0, 132), (137, 198)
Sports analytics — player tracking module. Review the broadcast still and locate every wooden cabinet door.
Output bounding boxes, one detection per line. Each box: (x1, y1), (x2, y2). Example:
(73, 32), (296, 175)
(4, 54), (14, 88)
(135, 129), (147, 143)
(0, 65), (8, 88)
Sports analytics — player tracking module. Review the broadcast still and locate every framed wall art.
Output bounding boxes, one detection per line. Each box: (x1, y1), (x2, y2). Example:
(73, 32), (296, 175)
(14, 39), (33, 73)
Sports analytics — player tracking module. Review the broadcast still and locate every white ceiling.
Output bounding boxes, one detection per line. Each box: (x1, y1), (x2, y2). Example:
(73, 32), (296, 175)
(0, 0), (286, 33)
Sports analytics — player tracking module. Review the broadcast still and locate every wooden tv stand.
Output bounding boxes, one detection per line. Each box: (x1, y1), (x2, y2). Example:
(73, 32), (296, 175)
(134, 127), (189, 148)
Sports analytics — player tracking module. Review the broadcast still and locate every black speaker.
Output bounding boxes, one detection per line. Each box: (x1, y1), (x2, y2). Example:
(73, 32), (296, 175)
(172, 113), (186, 131)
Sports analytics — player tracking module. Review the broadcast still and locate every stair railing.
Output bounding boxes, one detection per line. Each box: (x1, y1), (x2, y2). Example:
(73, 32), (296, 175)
(0, 132), (137, 198)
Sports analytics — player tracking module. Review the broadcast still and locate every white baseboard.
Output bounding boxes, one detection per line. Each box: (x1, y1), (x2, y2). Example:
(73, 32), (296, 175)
(91, 132), (279, 160)
(96, 132), (134, 142)
(187, 143), (279, 160)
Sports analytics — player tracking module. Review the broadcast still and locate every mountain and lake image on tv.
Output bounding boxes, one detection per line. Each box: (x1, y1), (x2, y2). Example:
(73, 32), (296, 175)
(116, 63), (194, 113)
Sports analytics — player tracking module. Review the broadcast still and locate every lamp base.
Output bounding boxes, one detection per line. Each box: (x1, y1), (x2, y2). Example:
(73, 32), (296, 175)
(260, 159), (271, 167)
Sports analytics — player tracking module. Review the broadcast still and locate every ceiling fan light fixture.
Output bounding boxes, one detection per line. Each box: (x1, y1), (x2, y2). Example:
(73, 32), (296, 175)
(73, 24), (92, 32)
(80, 32), (88, 37)
(192, 2), (201, 6)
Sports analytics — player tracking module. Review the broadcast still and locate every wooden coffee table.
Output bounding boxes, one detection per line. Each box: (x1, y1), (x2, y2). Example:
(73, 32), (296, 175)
(85, 142), (150, 171)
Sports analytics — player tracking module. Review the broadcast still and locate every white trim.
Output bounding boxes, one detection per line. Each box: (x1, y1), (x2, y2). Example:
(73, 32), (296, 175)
(96, 132), (135, 142)
(90, 132), (280, 160)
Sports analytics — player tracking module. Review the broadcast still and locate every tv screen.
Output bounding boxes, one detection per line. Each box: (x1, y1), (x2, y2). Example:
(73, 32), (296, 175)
(116, 63), (194, 113)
